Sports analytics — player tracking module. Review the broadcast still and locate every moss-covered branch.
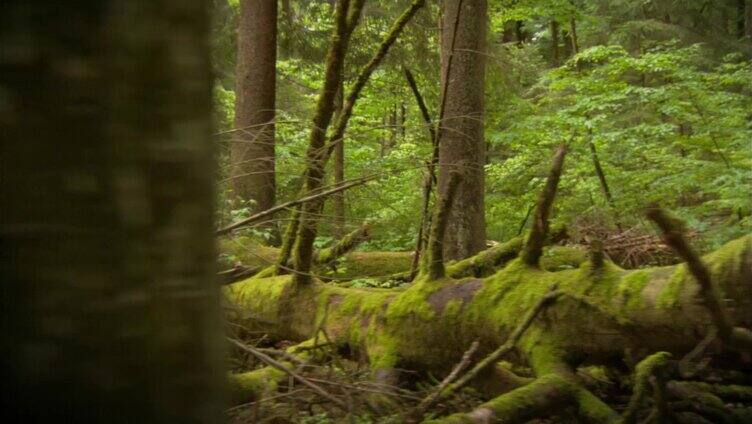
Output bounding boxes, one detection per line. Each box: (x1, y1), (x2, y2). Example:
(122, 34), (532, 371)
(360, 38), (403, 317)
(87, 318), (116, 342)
(426, 172), (461, 280)
(648, 206), (752, 350)
(522, 144), (568, 266)
(292, 0), (365, 285)
(314, 223), (371, 265)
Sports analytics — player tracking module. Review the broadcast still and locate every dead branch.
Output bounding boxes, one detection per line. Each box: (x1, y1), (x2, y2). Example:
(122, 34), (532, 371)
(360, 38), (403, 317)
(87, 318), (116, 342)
(216, 176), (373, 236)
(218, 264), (262, 286)
(404, 66), (438, 280)
(314, 223), (371, 266)
(647, 206), (752, 350)
(427, 172), (461, 280)
(522, 144), (568, 266)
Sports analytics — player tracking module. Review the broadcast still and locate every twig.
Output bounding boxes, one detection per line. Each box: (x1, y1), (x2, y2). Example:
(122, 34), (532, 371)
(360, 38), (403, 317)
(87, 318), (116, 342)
(227, 338), (348, 410)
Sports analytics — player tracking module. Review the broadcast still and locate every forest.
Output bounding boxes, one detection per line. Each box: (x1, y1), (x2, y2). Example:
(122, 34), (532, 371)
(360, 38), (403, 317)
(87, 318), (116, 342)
(2, 0), (751, 423)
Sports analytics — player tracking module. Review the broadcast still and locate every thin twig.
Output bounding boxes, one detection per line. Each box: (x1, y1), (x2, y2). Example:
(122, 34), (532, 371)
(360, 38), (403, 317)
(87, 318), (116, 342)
(227, 337), (348, 410)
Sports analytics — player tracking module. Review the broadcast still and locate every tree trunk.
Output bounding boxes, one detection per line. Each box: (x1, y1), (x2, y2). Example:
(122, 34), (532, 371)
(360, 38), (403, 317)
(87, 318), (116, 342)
(569, 17), (579, 54)
(438, 0), (487, 260)
(551, 20), (560, 66)
(738, 0), (746, 38)
(232, 0), (277, 222)
(515, 20), (525, 45)
(1, 0), (224, 421)
(745, 0), (752, 38)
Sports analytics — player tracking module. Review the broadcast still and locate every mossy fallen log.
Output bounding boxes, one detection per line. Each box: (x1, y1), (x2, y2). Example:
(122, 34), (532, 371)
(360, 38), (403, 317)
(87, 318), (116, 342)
(219, 232), (411, 280)
(224, 235), (751, 420)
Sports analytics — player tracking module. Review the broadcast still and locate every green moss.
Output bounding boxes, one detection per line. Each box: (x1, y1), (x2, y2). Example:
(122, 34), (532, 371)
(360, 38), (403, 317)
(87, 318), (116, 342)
(445, 237), (524, 278)
(223, 275), (292, 330)
(338, 251), (412, 278)
(657, 235), (751, 309)
(228, 367), (285, 402)
(657, 264), (689, 308)
(539, 245), (588, 271)
(618, 269), (652, 313)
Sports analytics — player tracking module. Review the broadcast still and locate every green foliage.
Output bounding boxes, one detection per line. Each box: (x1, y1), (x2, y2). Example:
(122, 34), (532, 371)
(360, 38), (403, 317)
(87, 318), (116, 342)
(213, 0), (751, 257)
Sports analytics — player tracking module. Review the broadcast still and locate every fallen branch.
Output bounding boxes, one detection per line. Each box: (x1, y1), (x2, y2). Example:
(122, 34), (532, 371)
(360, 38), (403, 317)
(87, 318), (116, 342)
(218, 264), (262, 285)
(623, 351), (672, 424)
(314, 223), (371, 266)
(216, 176), (374, 236)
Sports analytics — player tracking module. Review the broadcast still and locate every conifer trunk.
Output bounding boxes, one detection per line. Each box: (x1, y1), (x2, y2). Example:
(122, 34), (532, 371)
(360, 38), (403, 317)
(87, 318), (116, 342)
(232, 0), (277, 223)
(438, 0), (487, 260)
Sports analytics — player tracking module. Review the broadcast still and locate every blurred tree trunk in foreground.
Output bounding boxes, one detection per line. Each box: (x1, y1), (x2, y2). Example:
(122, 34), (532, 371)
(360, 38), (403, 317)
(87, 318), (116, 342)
(0, 1), (225, 422)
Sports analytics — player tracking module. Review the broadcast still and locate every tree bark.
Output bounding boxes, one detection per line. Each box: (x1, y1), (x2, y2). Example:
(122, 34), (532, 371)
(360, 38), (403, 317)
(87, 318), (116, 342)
(232, 0), (277, 222)
(438, 0), (487, 260)
(1, 0), (224, 421)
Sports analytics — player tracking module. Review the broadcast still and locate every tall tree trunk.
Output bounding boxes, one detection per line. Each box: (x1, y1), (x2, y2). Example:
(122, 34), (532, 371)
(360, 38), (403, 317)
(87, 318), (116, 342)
(1, 0), (224, 421)
(569, 17), (579, 54)
(550, 20), (560, 66)
(232, 0), (277, 224)
(438, 0), (487, 260)
(744, 0), (752, 38)
(738, 0), (746, 38)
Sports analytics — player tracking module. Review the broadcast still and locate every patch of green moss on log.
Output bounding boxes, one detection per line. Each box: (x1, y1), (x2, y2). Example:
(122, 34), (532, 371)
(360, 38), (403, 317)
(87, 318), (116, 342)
(617, 269), (652, 313)
(539, 245), (588, 271)
(219, 236), (413, 279)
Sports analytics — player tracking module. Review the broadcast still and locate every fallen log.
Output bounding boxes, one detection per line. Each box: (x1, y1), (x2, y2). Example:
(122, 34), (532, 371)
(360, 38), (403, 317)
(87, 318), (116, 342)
(224, 234), (751, 421)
